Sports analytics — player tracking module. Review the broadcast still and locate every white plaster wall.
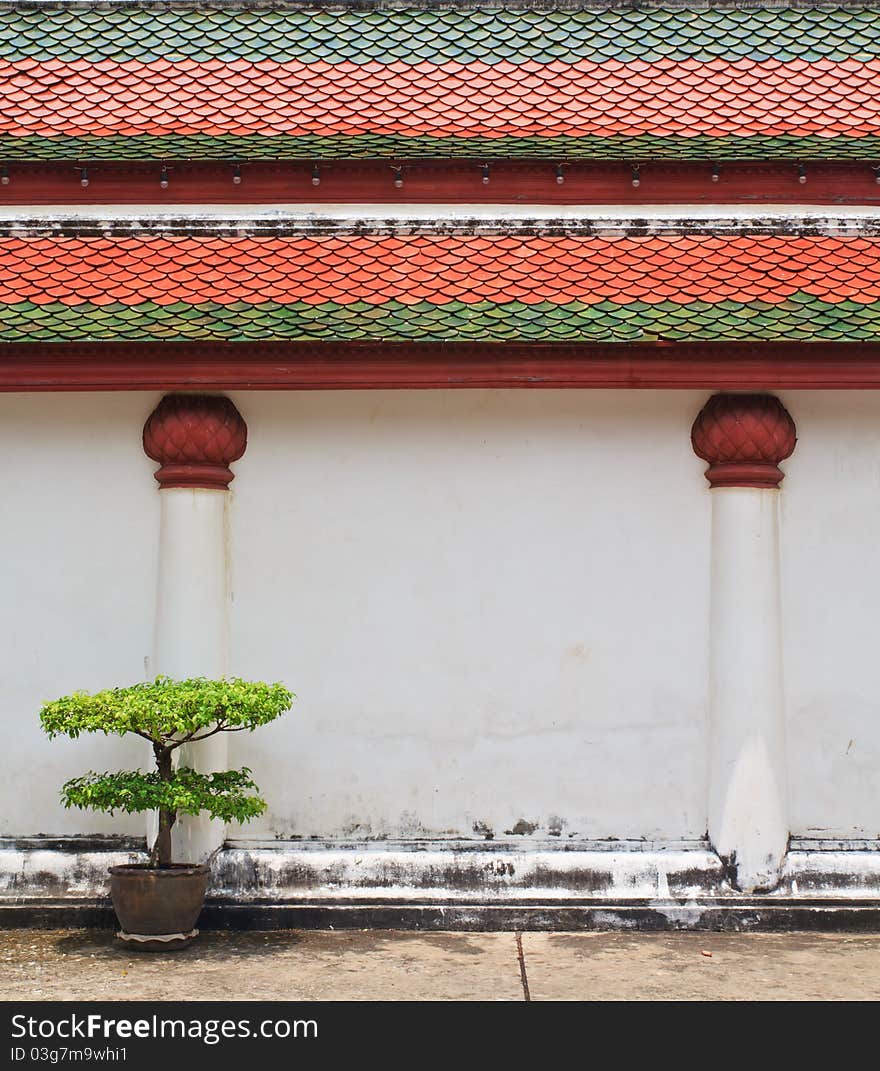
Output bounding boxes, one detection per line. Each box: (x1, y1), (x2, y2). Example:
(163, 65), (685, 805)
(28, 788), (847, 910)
(227, 391), (711, 841)
(6, 389), (877, 846)
(781, 392), (880, 840)
(0, 393), (160, 835)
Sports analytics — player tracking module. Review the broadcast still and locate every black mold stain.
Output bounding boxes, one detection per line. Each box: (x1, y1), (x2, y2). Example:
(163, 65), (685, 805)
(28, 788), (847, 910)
(505, 819), (537, 836)
(673, 865), (725, 892)
(718, 851), (740, 891)
(7, 214), (868, 242)
(216, 855), (622, 894)
(547, 815), (566, 837)
(1, 834), (144, 852)
(527, 865), (614, 893)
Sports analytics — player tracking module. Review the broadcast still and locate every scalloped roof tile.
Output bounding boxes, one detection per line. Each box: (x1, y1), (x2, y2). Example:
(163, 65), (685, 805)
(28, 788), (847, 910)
(3, 229), (880, 341)
(3, 2), (880, 159)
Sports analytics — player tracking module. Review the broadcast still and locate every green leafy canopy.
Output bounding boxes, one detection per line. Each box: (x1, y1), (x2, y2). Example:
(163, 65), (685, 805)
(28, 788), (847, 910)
(40, 676), (294, 746)
(41, 677), (293, 862)
(61, 768), (268, 824)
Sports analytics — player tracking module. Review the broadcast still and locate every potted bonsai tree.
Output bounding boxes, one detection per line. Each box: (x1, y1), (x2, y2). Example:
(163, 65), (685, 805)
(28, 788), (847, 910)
(40, 676), (293, 950)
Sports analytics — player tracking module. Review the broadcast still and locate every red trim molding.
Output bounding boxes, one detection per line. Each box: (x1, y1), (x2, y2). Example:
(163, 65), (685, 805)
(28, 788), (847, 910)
(691, 394), (797, 488)
(4, 342), (880, 392)
(143, 393), (247, 489)
(2, 160), (880, 206)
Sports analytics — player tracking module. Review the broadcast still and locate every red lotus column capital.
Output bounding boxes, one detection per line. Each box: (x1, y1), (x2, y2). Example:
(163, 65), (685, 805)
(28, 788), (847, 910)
(691, 393), (796, 489)
(143, 394), (247, 490)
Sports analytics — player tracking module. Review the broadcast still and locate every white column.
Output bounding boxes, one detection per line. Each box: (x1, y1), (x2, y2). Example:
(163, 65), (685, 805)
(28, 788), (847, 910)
(143, 394), (247, 863)
(692, 394), (796, 892)
(708, 488), (787, 890)
(154, 488), (229, 862)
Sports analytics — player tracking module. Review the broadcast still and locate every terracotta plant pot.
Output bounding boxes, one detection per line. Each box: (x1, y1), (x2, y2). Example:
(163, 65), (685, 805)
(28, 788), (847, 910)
(108, 863), (209, 951)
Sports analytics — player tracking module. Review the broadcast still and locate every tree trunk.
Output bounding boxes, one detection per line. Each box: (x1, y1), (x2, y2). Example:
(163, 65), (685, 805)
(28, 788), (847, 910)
(149, 746), (176, 868)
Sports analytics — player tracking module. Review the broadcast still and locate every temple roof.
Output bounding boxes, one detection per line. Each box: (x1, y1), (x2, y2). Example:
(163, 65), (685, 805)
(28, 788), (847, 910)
(3, 1), (880, 160)
(4, 218), (880, 342)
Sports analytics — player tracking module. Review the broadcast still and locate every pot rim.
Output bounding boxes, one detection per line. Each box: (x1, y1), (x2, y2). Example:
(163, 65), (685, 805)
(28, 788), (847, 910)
(109, 863), (209, 877)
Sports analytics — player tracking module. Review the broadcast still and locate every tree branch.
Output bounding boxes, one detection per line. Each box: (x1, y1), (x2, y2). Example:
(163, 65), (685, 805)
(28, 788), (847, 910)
(186, 723), (251, 744)
(164, 721), (249, 748)
(163, 725), (217, 751)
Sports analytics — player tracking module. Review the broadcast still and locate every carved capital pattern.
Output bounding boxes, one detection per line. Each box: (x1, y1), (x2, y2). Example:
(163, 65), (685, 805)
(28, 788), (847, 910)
(143, 394), (247, 490)
(691, 393), (796, 488)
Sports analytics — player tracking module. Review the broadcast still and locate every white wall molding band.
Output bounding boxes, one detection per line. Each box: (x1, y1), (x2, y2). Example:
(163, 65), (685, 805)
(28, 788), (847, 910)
(4, 837), (880, 932)
(1, 203), (879, 233)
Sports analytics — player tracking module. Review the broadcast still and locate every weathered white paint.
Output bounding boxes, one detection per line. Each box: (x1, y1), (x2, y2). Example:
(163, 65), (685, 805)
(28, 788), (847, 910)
(0, 844), (145, 899)
(211, 844), (723, 902)
(5, 840), (880, 905)
(227, 390), (710, 842)
(2, 203), (879, 230)
(0, 840), (724, 902)
(779, 851), (880, 899)
(708, 488), (789, 892)
(153, 487), (230, 862)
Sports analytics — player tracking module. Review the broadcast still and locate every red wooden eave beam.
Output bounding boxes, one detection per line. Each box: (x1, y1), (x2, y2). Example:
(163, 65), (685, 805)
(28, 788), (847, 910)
(3, 342), (880, 391)
(2, 160), (880, 206)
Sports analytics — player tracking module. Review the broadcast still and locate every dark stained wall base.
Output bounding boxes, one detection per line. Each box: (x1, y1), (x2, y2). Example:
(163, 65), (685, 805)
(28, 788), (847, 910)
(3, 899), (880, 933)
(4, 840), (879, 932)
(205, 900), (880, 933)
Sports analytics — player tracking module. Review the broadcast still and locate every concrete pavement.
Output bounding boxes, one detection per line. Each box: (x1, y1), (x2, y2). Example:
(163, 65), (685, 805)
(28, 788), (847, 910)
(1, 929), (879, 1001)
